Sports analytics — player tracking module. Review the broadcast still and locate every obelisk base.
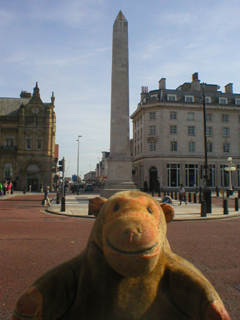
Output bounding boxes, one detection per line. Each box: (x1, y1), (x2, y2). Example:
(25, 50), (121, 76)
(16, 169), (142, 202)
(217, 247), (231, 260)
(100, 158), (137, 198)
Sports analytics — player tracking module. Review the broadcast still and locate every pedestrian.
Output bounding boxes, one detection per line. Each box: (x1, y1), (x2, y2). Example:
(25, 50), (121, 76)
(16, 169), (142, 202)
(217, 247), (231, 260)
(0, 181), (3, 196)
(3, 180), (8, 195)
(44, 186), (51, 207)
(8, 181), (12, 194)
(179, 183), (187, 205)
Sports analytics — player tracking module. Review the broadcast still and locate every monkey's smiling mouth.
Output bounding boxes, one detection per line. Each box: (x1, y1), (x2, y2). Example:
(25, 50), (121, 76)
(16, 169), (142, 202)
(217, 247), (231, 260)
(106, 238), (158, 255)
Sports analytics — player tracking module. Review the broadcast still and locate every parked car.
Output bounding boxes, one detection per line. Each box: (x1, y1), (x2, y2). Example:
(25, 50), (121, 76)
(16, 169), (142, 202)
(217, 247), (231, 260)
(85, 184), (94, 191)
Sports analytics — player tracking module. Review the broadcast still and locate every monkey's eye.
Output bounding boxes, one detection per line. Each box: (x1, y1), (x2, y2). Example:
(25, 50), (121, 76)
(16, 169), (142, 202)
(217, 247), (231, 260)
(113, 204), (120, 212)
(147, 207), (153, 214)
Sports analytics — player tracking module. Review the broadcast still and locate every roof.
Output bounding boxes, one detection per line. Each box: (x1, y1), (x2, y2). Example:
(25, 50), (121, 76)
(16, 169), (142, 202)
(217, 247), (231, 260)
(0, 98), (30, 116)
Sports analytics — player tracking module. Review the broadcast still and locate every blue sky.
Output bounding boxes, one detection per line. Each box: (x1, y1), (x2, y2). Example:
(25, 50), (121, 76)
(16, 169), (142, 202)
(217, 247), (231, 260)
(1, 0), (240, 178)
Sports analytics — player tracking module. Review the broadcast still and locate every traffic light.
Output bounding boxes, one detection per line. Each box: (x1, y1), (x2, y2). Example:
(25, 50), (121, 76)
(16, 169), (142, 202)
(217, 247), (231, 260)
(59, 158), (65, 172)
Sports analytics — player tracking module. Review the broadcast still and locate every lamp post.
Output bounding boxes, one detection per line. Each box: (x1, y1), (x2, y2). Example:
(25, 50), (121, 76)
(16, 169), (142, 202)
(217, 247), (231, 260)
(77, 135), (82, 195)
(202, 84), (212, 213)
(224, 157), (236, 196)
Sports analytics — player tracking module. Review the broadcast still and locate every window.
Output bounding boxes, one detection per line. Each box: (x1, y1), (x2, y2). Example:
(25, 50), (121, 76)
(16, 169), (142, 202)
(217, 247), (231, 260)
(189, 142), (195, 152)
(4, 163), (13, 180)
(168, 94), (177, 101)
(219, 98), (228, 104)
(150, 142), (156, 151)
(140, 115), (142, 124)
(170, 111), (177, 120)
(206, 114), (212, 122)
(167, 164), (180, 187)
(222, 114), (228, 122)
(206, 127), (212, 136)
(207, 141), (213, 152)
(223, 127), (229, 137)
(188, 126), (195, 135)
(205, 97), (211, 104)
(170, 141), (177, 151)
(170, 125), (177, 134)
(185, 164), (198, 187)
(149, 125), (156, 135)
(37, 137), (42, 150)
(188, 112), (195, 120)
(140, 128), (142, 138)
(235, 99), (240, 105)
(185, 96), (194, 102)
(4, 136), (14, 149)
(149, 112), (156, 120)
(26, 136), (32, 150)
(223, 143), (230, 152)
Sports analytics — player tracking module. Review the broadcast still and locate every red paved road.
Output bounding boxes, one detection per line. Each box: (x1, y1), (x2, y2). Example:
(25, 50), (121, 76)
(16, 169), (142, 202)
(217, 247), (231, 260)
(0, 194), (239, 320)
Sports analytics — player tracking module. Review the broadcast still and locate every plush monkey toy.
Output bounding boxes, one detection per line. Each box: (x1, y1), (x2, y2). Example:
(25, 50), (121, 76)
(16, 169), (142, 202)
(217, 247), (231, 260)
(12, 191), (231, 320)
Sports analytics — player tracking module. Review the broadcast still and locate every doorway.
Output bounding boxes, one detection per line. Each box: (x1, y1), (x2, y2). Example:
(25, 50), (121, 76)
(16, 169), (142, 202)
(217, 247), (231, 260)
(149, 167), (158, 191)
(28, 178), (39, 192)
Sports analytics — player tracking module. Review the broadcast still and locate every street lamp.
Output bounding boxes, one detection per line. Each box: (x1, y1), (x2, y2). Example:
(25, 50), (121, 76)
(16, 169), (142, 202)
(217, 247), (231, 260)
(202, 84), (212, 213)
(77, 135), (82, 195)
(224, 157), (236, 195)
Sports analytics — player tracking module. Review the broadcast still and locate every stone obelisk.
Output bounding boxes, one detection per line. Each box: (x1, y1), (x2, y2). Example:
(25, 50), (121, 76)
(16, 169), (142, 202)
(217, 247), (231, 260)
(102, 11), (136, 198)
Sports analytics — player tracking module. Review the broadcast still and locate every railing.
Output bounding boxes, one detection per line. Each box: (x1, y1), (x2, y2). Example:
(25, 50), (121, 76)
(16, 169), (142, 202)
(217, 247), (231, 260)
(0, 145), (17, 151)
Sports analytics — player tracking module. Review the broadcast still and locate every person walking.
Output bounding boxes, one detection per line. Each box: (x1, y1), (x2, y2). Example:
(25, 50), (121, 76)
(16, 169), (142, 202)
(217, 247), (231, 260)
(0, 181), (3, 196)
(44, 186), (51, 207)
(179, 183), (187, 205)
(8, 181), (12, 194)
(3, 180), (8, 195)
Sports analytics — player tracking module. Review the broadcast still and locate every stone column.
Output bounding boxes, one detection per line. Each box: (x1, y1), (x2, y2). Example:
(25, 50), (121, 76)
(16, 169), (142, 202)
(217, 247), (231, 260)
(101, 11), (136, 198)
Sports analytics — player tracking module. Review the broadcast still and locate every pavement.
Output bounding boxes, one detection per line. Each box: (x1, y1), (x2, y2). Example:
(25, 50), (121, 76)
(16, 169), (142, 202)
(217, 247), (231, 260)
(2, 190), (239, 221)
(0, 191), (240, 221)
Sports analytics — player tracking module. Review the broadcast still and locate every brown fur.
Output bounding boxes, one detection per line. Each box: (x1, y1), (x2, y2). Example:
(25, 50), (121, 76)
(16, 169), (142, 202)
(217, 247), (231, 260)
(12, 191), (231, 320)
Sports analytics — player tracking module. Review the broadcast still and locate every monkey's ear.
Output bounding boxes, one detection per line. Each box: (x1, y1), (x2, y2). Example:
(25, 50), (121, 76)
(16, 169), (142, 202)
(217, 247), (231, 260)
(160, 203), (174, 223)
(89, 197), (107, 217)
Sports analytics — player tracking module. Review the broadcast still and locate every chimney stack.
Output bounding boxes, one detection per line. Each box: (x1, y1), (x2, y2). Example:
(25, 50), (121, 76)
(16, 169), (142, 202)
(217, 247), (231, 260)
(225, 83), (233, 94)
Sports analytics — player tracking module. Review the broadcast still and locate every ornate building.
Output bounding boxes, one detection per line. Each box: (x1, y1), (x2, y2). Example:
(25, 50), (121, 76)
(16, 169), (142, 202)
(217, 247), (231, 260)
(131, 73), (240, 191)
(0, 83), (57, 191)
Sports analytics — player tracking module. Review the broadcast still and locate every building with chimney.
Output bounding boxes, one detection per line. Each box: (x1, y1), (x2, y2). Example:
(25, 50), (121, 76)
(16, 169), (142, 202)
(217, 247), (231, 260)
(0, 83), (57, 191)
(130, 73), (240, 191)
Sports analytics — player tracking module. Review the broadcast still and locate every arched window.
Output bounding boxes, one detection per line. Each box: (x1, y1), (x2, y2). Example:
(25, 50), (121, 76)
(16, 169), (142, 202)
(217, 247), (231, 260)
(4, 163), (13, 180)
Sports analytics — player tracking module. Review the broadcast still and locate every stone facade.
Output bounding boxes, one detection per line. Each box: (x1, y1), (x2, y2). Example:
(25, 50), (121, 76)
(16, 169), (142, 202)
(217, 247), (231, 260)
(0, 83), (57, 191)
(131, 73), (240, 191)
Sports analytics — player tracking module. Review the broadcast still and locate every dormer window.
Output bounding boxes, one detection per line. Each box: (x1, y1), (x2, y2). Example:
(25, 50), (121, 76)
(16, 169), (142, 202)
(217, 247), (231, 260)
(185, 95), (194, 103)
(219, 97), (228, 104)
(205, 97), (211, 104)
(167, 94), (177, 101)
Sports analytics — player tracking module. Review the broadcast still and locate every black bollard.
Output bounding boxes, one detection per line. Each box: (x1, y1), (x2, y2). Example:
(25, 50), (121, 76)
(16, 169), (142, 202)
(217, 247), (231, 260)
(235, 198), (239, 211)
(164, 190), (166, 196)
(167, 190), (169, 196)
(201, 200), (207, 217)
(238, 190), (240, 198)
(198, 193), (202, 204)
(56, 192), (60, 204)
(193, 193), (197, 203)
(216, 186), (219, 197)
(223, 199), (229, 215)
(23, 186), (26, 194)
(11, 186), (13, 194)
(61, 196), (65, 212)
(188, 192), (192, 203)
